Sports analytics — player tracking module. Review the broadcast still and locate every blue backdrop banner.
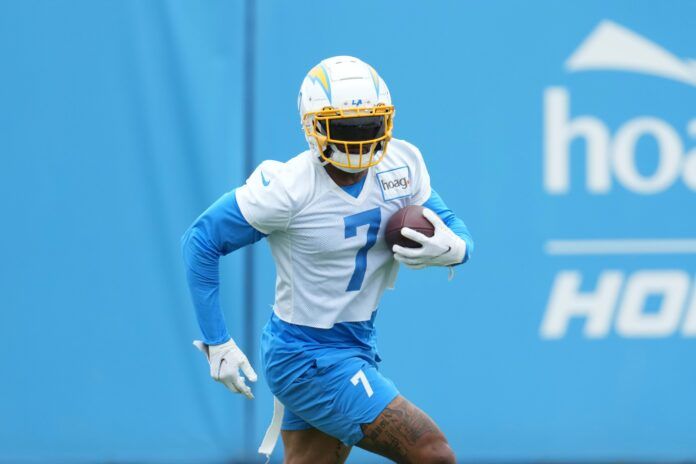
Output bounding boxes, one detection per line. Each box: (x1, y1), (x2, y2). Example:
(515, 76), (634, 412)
(1, 1), (694, 462)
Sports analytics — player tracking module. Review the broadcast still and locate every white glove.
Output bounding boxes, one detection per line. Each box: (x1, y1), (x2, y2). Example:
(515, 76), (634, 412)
(193, 338), (258, 399)
(392, 207), (466, 269)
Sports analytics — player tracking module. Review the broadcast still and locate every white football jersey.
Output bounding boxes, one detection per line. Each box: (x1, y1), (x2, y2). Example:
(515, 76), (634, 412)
(235, 138), (431, 328)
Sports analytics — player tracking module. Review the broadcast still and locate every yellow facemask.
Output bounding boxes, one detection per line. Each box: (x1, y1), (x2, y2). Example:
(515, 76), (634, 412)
(303, 104), (395, 170)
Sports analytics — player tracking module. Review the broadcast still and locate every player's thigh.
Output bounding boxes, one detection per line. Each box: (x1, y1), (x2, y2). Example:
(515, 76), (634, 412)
(282, 427), (351, 464)
(357, 396), (455, 464)
(276, 357), (399, 447)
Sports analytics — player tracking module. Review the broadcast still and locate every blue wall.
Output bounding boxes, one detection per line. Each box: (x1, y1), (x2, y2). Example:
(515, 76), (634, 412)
(1, 1), (694, 462)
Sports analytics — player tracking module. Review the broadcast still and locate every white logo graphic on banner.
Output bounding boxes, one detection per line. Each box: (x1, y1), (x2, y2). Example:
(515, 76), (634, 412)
(540, 21), (696, 339)
(541, 270), (696, 338)
(544, 21), (696, 195)
(566, 20), (696, 87)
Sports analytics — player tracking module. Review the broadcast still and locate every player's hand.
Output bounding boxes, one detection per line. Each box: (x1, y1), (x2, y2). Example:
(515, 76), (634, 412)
(193, 338), (258, 399)
(392, 208), (466, 269)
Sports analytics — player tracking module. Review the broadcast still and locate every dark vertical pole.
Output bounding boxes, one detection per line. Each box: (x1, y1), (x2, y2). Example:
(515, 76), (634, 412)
(242, 0), (256, 459)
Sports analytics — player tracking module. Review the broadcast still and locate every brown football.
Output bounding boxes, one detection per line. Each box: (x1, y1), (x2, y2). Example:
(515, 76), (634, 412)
(385, 205), (435, 249)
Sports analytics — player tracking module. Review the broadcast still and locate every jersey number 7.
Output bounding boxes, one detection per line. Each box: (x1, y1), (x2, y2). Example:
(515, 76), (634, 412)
(343, 208), (382, 292)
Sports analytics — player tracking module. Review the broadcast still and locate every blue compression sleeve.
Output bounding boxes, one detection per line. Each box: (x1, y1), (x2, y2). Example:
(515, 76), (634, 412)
(181, 190), (265, 345)
(422, 189), (474, 264)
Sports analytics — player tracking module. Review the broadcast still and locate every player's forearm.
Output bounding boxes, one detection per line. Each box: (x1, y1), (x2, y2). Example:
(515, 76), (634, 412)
(182, 226), (232, 345)
(181, 190), (265, 345)
(422, 189), (474, 263)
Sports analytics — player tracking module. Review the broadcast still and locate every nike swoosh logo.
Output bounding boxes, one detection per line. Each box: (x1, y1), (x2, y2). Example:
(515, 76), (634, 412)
(260, 171), (271, 186)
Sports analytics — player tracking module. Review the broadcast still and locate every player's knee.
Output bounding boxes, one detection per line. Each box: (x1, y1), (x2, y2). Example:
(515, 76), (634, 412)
(414, 436), (456, 464)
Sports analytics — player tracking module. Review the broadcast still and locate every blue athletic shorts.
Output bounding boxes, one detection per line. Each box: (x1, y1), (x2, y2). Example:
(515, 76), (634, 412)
(261, 312), (400, 446)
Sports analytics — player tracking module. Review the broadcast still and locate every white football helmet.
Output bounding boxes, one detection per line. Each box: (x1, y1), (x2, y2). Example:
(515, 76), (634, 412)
(298, 56), (394, 172)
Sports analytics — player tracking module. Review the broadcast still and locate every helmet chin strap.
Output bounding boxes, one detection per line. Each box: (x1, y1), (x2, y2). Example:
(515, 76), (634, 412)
(334, 165), (367, 174)
(327, 144), (373, 173)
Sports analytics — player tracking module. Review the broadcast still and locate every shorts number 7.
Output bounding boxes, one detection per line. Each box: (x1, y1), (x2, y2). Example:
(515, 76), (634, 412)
(343, 207), (382, 292)
(351, 369), (374, 398)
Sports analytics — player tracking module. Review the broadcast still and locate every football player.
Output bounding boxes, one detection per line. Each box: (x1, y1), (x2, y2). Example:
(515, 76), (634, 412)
(182, 56), (473, 464)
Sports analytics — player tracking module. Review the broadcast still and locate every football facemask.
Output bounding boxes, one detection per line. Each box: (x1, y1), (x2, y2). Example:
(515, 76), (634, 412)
(303, 105), (394, 170)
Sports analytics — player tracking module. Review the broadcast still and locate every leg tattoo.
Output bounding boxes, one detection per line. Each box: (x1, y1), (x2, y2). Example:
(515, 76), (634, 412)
(358, 396), (452, 464)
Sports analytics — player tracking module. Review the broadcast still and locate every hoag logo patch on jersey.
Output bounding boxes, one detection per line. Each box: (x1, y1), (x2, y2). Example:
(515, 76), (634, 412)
(377, 166), (411, 201)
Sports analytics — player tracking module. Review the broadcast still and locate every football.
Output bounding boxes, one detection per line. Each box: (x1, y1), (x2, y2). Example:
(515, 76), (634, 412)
(385, 205), (435, 249)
